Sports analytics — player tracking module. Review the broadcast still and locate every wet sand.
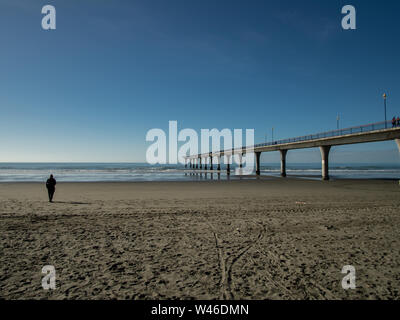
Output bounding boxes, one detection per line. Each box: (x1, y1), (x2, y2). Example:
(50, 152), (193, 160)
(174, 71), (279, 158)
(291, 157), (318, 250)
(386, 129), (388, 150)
(0, 178), (399, 300)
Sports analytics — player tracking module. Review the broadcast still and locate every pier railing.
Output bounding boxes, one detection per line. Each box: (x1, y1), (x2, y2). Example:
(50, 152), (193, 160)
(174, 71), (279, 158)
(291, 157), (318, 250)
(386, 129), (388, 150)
(188, 120), (397, 158)
(253, 120), (394, 148)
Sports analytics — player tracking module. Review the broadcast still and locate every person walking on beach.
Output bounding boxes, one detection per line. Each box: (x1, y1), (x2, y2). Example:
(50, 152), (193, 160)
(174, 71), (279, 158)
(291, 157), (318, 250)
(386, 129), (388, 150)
(46, 174), (57, 202)
(392, 117), (396, 128)
(397, 116), (400, 127)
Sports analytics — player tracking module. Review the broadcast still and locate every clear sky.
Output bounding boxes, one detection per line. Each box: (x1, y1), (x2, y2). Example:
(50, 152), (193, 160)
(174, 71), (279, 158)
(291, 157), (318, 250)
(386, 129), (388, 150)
(1, 0), (399, 163)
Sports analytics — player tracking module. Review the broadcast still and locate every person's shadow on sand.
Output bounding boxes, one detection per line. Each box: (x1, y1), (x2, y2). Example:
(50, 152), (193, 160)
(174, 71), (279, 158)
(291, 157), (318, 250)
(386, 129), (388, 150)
(52, 201), (91, 205)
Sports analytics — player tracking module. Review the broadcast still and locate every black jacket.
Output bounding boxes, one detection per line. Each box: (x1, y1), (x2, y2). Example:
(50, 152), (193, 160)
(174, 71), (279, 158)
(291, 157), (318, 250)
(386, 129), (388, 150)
(46, 177), (57, 189)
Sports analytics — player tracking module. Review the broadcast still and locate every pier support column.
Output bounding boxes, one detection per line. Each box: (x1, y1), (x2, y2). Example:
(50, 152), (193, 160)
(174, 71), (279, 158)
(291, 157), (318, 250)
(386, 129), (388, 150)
(217, 156), (221, 171)
(199, 157), (202, 170)
(190, 160), (192, 169)
(319, 146), (331, 181)
(210, 155), (213, 170)
(280, 150), (288, 177)
(255, 152), (261, 175)
(195, 159), (198, 169)
(227, 155), (231, 175)
(185, 159), (187, 169)
(239, 154), (243, 168)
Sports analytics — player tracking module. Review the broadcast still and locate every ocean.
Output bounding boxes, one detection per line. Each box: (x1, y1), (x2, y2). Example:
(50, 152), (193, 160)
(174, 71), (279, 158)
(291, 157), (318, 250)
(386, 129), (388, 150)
(0, 163), (399, 182)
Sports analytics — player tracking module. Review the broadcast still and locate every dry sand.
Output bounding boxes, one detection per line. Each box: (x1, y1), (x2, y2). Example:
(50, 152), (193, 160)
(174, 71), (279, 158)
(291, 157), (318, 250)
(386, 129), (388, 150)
(0, 178), (399, 300)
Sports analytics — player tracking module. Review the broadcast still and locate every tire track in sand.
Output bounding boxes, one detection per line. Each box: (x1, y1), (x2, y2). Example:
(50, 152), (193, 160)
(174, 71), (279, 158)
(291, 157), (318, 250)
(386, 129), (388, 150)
(210, 221), (266, 300)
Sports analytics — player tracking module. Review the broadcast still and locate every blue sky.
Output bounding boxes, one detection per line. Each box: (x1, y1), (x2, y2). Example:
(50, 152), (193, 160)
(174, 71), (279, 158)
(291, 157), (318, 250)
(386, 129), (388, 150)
(0, 0), (399, 163)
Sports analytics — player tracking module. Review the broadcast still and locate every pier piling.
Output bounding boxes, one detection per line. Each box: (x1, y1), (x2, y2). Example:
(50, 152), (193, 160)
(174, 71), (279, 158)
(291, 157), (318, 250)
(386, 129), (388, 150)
(320, 146), (331, 181)
(255, 152), (261, 175)
(280, 150), (288, 177)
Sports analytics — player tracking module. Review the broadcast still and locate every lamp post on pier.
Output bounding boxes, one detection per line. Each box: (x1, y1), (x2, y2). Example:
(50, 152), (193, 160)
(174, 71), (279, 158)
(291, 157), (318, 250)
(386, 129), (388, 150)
(383, 93), (387, 128)
(271, 128), (274, 143)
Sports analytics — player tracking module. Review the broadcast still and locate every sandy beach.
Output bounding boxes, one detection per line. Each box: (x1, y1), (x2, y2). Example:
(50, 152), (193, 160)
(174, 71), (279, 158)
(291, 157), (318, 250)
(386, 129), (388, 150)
(1, 178), (399, 300)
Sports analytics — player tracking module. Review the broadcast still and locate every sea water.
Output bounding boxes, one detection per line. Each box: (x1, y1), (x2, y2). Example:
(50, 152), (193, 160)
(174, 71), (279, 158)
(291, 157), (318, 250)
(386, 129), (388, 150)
(0, 163), (399, 182)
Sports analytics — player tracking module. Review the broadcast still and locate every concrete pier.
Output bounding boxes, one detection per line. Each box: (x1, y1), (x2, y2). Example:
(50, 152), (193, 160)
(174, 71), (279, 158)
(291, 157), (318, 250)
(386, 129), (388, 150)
(186, 122), (400, 180)
(227, 155), (231, 175)
(199, 157), (202, 169)
(280, 150), (288, 177)
(320, 146), (331, 181)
